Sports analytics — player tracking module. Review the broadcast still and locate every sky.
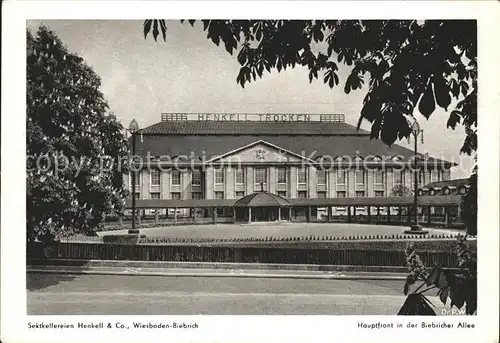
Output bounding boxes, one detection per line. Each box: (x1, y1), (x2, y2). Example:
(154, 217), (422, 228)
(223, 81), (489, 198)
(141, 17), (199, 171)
(27, 20), (475, 178)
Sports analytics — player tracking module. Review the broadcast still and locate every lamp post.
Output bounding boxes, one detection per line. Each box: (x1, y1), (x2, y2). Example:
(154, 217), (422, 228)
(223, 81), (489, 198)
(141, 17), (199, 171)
(128, 119), (140, 235)
(405, 119), (428, 235)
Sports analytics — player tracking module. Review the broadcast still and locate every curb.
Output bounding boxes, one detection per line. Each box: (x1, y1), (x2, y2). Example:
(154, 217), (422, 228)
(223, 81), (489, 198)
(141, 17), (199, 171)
(27, 259), (409, 273)
(26, 268), (407, 280)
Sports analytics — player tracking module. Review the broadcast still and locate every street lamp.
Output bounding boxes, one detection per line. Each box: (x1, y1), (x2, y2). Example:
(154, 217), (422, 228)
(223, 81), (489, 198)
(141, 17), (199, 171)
(405, 119), (428, 235)
(128, 119), (140, 235)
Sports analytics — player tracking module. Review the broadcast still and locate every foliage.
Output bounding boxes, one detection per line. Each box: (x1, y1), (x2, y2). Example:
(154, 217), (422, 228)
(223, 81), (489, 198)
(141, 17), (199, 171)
(143, 19), (476, 154)
(400, 235), (477, 315)
(391, 184), (412, 197)
(460, 168), (477, 235)
(27, 26), (129, 242)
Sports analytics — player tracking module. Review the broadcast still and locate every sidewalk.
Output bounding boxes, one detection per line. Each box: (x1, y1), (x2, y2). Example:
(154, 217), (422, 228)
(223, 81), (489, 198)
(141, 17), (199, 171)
(27, 263), (407, 280)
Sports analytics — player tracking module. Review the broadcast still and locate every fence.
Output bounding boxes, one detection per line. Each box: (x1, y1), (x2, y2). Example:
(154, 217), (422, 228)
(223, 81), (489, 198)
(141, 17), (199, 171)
(27, 237), (474, 268)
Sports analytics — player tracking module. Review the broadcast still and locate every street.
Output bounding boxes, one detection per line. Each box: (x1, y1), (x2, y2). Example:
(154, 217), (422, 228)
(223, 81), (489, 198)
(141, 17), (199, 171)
(27, 272), (447, 315)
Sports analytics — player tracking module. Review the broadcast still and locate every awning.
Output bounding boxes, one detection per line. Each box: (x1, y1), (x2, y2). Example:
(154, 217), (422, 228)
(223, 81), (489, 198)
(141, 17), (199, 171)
(126, 195), (462, 209)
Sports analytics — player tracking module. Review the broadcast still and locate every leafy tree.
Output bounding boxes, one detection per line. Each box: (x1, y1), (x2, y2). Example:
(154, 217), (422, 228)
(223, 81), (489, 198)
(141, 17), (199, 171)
(143, 20), (476, 154)
(27, 26), (129, 243)
(390, 184), (412, 197)
(401, 236), (476, 315)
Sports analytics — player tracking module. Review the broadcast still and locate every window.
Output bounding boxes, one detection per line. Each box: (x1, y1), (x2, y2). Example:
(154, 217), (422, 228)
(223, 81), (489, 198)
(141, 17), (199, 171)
(235, 168), (245, 184)
(459, 187), (467, 195)
(425, 170), (431, 184)
(336, 191), (346, 198)
(192, 192), (202, 200)
(434, 206), (444, 215)
(317, 191), (327, 198)
(438, 169), (443, 182)
(298, 168), (307, 184)
(355, 170), (365, 185)
(419, 170), (425, 186)
(317, 170), (327, 185)
(336, 170), (347, 185)
(215, 191), (224, 199)
(298, 191), (308, 198)
(150, 193), (160, 199)
(277, 191), (287, 198)
(171, 170), (181, 186)
(235, 191), (245, 198)
(254, 167), (267, 185)
(192, 170), (201, 186)
(443, 188), (450, 195)
(375, 170), (384, 185)
(355, 191), (365, 198)
(150, 170), (160, 187)
(129, 172), (141, 189)
(277, 167), (287, 184)
(375, 191), (384, 197)
(214, 168), (224, 184)
(171, 192), (181, 200)
(393, 169), (403, 185)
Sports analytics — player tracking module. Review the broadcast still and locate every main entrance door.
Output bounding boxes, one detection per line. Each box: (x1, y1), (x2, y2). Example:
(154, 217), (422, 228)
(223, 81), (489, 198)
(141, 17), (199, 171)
(252, 207), (279, 221)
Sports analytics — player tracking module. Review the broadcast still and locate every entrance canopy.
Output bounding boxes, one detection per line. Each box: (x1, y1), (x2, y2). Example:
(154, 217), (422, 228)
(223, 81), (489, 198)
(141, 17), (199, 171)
(234, 192), (291, 208)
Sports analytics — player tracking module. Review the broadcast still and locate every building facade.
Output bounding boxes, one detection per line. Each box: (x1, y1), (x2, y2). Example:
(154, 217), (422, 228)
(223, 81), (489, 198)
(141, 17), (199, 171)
(125, 114), (455, 204)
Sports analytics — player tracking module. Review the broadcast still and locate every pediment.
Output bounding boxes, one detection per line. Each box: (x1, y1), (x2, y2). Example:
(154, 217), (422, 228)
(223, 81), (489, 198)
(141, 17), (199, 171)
(206, 140), (311, 164)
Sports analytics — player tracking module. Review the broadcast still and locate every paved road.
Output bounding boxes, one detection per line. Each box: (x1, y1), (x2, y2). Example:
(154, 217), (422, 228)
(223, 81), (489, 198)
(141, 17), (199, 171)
(27, 273), (446, 315)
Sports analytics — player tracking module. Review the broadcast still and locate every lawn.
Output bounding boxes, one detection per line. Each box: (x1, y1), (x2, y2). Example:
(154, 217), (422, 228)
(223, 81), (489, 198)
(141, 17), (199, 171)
(97, 222), (462, 240)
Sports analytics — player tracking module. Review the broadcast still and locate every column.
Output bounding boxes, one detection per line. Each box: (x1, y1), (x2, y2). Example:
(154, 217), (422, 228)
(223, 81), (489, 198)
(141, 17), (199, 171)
(289, 166), (297, 198)
(386, 168), (394, 196)
(367, 206), (371, 224)
(427, 206), (432, 226)
(348, 169), (355, 197)
(269, 166), (276, 194)
(387, 206), (391, 224)
(161, 170), (170, 199)
(213, 207), (217, 224)
(308, 165), (317, 198)
(233, 207), (237, 222)
(182, 171), (192, 200)
(327, 206), (332, 222)
(226, 168), (235, 199)
(174, 207), (178, 224)
(155, 210), (160, 223)
(205, 167), (214, 199)
(328, 170), (336, 198)
(141, 169), (150, 199)
(278, 207), (281, 221)
(347, 206), (352, 223)
(193, 207), (197, 223)
(248, 207), (252, 224)
(246, 167), (253, 195)
(367, 169), (374, 197)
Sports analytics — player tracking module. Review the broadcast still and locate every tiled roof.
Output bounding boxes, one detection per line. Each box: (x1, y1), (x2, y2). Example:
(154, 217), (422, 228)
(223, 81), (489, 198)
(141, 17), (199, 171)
(234, 192), (291, 207)
(139, 121), (370, 136)
(422, 178), (470, 189)
(133, 133), (452, 165)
